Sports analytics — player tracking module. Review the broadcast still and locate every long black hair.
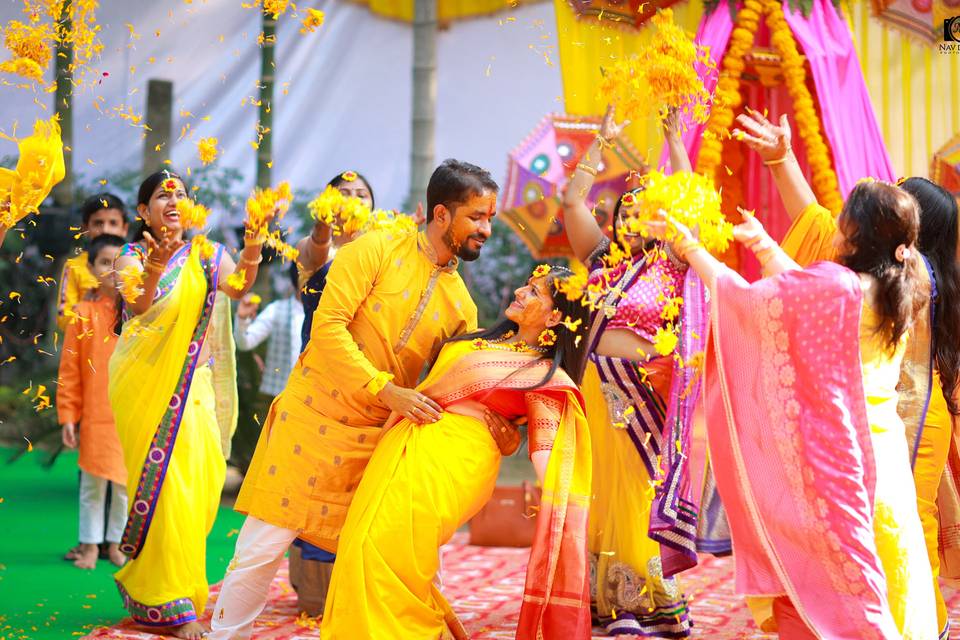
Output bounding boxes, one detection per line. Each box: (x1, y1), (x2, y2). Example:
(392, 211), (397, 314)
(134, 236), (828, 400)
(837, 180), (921, 353)
(903, 177), (960, 414)
(328, 170), (375, 209)
(132, 170), (186, 241)
(449, 266), (591, 388)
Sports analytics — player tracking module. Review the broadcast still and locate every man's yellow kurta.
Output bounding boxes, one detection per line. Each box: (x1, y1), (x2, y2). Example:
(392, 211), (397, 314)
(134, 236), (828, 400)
(235, 229), (477, 552)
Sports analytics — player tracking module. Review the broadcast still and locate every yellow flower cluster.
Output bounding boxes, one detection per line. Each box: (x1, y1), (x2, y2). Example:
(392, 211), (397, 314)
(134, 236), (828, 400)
(367, 209), (418, 236)
(117, 264), (144, 305)
(0, 0), (101, 86)
(308, 185), (372, 236)
(598, 8), (715, 125)
(653, 325), (679, 356)
(244, 181), (299, 262)
(532, 264), (551, 278)
(227, 268), (247, 292)
(243, 0), (289, 18)
(0, 115), (65, 228)
(629, 170), (732, 254)
(764, 0), (842, 213)
(300, 8), (325, 34)
(197, 137), (219, 165)
(191, 234), (216, 260)
(175, 198), (211, 230)
(554, 270), (587, 302)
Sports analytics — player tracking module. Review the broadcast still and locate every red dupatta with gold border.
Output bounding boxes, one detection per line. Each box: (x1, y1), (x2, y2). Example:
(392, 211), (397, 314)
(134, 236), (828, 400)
(402, 341), (593, 640)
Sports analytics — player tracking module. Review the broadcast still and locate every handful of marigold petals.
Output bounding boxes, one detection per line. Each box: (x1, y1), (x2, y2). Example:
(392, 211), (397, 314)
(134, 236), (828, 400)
(624, 170), (731, 255)
(598, 8), (715, 125)
(244, 181), (299, 263)
(308, 186), (418, 237)
(175, 198), (211, 230)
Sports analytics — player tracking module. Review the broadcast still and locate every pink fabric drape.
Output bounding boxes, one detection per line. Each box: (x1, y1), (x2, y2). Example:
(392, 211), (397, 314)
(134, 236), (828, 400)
(783, 0), (895, 191)
(705, 261), (900, 639)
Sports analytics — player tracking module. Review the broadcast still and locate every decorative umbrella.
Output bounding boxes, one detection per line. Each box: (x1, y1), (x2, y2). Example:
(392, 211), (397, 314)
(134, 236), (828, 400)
(500, 113), (647, 259)
(932, 132), (960, 195)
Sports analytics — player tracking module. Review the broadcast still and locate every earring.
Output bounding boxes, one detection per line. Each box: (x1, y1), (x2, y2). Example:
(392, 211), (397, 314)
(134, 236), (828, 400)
(538, 329), (557, 347)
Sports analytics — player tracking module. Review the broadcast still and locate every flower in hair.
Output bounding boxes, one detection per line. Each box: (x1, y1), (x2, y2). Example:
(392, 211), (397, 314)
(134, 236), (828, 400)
(532, 264), (551, 278)
(341, 170), (358, 182)
(162, 178), (180, 193)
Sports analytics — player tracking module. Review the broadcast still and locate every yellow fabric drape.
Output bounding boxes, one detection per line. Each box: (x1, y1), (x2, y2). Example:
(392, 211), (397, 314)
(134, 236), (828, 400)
(109, 247), (228, 624)
(845, 1), (960, 177)
(553, 0), (704, 163)
(346, 0), (544, 22)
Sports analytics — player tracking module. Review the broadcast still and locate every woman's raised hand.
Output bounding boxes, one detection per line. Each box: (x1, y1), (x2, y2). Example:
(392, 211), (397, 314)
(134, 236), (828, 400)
(142, 228), (184, 267)
(732, 107), (792, 163)
(732, 207), (769, 246)
(599, 104), (630, 144)
(662, 106), (682, 139)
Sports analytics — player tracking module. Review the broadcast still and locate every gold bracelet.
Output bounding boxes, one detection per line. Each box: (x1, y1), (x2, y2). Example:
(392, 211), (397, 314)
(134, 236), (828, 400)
(755, 245), (777, 266)
(763, 148), (793, 167)
(596, 134), (615, 150)
(238, 251), (263, 267)
(575, 162), (598, 177)
(676, 237), (703, 261)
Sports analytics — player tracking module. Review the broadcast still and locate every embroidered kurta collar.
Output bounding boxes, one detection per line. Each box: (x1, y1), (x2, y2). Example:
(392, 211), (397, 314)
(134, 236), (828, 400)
(417, 231), (459, 273)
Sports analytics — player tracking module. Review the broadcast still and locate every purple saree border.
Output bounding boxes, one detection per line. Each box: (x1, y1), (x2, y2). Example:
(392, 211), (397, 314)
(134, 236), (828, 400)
(119, 243), (224, 558)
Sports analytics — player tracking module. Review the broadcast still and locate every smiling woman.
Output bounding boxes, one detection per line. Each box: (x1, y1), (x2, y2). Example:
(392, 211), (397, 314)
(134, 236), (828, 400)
(106, 169), (269, 640)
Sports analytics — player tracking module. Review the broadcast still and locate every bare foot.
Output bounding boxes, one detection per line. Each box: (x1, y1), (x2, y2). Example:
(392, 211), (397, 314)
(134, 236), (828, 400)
(107, 543), (127, 568)
(63, 543), (82, 561)
(73, 543), (98, 570)
(170, 620), (207, 639)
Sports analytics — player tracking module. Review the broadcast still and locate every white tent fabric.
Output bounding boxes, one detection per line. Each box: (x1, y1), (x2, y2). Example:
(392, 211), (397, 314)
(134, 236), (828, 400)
(0, 0), (563, 219)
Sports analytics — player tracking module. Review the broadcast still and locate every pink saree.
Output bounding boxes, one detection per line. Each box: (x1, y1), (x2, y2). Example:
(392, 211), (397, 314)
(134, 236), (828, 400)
(705, 261), (899, 638)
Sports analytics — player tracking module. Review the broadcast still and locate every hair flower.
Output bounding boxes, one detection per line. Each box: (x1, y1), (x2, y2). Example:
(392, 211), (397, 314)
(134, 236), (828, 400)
(532, 264), (551, 278)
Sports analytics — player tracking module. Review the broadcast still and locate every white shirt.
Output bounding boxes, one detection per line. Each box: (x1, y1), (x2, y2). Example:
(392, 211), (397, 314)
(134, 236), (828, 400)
(234, 296), (305, 396)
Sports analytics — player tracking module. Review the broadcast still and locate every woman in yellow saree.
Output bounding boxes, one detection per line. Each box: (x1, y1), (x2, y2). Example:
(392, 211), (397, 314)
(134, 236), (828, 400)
(321, 265), (593, 640)
(109, 171), (267, 639)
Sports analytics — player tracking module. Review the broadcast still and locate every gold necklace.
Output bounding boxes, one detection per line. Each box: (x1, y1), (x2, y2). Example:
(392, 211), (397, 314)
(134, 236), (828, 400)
(471, 331), (547, 354)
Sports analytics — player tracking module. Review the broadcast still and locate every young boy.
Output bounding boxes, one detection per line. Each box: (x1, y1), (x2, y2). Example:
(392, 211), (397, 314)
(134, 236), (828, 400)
(57, 233), (128, 569)
(57, 193), (128, 330)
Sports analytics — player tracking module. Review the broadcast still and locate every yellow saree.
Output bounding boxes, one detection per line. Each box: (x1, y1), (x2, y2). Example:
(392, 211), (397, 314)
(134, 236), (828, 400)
(321, 340), (592, 640)
(109, 240), (237, 627)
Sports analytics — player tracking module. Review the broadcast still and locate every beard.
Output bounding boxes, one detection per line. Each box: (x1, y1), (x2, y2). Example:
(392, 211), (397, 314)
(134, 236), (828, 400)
(442, 228), (485, 262)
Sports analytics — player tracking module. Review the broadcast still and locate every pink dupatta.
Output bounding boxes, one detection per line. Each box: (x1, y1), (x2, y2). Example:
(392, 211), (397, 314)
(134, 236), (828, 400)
(706, 261), (899, 638)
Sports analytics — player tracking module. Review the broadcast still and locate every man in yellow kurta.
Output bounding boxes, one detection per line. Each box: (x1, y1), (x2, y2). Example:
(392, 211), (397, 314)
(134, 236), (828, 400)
(210, 160), (500, 639)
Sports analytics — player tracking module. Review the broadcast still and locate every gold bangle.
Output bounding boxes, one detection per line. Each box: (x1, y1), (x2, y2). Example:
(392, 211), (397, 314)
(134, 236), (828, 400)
(575, 163), (598, 177)
(238, 251), (263, 267)
(763, 148), (793, 167)
(596, 135), (614, 149)
(676, 237), (702, 261)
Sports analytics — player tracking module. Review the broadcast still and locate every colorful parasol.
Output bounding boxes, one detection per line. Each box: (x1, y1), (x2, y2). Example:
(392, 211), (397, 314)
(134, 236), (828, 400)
(932, 132), (960, 194)
(500, 113), (647, 259)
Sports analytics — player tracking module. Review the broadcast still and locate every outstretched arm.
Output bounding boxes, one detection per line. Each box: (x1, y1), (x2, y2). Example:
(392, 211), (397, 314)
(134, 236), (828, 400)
(663, 107), (692, 174)
(733, 108), (816, 222)
(296, 220), (333, 275)
(561, 105), (630, 264)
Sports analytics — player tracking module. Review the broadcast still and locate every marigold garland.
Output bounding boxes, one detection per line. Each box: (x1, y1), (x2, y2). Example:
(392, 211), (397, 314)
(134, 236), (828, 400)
(598, 8), (716, 125)
(695, 0), (843, 215)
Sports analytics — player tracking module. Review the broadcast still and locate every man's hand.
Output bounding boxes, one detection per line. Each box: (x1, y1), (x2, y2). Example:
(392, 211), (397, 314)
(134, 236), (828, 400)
(378, 382), (443, 424)
(237, 293), (260, 320)
(62, 423), (78, 449)
(484, 410), (522, 456)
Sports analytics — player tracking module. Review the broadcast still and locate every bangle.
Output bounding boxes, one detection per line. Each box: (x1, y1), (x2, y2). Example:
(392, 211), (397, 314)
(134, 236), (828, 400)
(575, 162), (598, 177)
(763, 148), (793, 167)
(755, 245), (777, 266)
(596, 135), (615, 149)
(238, 251), (263, 267)
(675, 237), (702, 261)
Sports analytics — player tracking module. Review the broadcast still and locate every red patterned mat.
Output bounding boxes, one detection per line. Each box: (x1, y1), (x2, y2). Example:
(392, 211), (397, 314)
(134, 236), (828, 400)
(83, 532), (960, 639)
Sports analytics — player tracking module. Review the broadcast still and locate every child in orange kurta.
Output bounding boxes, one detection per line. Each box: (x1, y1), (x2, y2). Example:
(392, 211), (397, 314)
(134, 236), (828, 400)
(57, 234), (128, 569)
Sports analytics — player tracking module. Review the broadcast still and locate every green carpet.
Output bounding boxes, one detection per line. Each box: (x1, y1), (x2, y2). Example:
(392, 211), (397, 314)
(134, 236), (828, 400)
(0, 447), (244, 640)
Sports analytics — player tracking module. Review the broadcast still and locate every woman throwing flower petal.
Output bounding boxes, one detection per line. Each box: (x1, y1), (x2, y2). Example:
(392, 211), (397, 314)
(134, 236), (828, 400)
(109, 170), (270, 640)
(559, 104), (706, 637)
(647, 178), (936, 638)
